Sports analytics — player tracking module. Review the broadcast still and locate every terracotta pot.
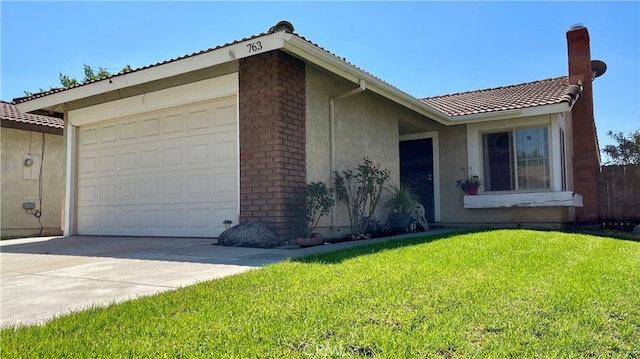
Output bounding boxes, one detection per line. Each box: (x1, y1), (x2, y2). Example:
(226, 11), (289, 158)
(467, 186), (479, 195)
(294, 237), (322, 247)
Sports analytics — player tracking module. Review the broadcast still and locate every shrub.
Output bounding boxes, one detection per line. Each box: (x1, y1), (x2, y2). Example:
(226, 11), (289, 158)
(289, 182), (334, 238)
(333, 158), (390, 238)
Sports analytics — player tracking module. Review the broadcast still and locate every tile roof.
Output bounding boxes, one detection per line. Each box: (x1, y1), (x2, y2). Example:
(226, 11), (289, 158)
(12, 22), (415, 107)
(1, 101), (64, 129)
(12, 21), (579, 122)
(421, 76), (582, 117)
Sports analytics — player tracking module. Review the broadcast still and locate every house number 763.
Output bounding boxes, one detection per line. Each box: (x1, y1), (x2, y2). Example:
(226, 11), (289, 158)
(247, 41), (263, 52)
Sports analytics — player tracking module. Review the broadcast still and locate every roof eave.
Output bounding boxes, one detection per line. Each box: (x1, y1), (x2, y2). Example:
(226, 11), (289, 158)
(1, 118), (64, 135)
(282, 35), (451, 125)
(15, 32), (289, 114)
(447, 102), (573, 124)
(15, 30), (571, 128)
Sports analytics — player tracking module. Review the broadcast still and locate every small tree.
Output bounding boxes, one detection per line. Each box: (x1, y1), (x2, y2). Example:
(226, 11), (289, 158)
(289, 182), (334, 238)
(602, 128), (640, 165)
(333, 158), (390, 239)
(25, 64), (132, 96)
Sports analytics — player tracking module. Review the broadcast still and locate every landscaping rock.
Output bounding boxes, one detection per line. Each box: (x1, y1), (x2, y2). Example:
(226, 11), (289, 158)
(633, 224), (640, 236)
(217, 222), (284, 248)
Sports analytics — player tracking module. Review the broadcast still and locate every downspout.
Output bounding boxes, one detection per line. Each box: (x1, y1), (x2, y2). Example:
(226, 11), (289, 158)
(329, 79), (366, 229)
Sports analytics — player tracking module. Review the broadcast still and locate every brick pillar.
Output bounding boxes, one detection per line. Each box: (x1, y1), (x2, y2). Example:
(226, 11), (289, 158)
(238, 50), (306, 240)
(567, 25), (600, 224)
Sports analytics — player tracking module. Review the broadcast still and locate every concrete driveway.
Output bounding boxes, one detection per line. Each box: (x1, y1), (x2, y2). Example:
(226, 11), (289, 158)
(1, 229), (454, 327)
(1, 235), (296, 327)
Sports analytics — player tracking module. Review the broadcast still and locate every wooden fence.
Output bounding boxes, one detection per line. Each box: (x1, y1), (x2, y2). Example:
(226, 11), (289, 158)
(598, 164), (640, 230)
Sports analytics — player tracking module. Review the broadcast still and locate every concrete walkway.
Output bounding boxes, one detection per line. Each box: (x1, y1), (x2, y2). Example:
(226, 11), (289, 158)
(1, 229), (456, 327)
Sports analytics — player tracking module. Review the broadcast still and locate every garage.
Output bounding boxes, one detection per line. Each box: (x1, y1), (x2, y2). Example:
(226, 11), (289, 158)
(68, 76), (239, 238)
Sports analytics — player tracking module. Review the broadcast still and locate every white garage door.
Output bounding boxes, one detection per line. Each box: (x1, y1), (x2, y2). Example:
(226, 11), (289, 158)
(76, 97), (238, 237)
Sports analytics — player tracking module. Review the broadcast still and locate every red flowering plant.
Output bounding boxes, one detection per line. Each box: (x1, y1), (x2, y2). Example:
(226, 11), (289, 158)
(334, 158), (390, 239)
(456, 175), (482, 195)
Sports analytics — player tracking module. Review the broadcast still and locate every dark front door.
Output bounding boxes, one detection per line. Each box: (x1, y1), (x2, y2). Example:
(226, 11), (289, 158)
(400, 138), (435, 223)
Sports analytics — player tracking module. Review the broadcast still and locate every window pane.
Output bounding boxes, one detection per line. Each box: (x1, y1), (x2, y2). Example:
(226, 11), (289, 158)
(515, 127), (550, 190)
(483, 132), (513, 191)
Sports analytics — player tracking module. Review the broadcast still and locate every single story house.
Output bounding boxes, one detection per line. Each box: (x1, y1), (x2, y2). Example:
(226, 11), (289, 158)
(1, 101), (65, 237)
(14, 21), (602, 240)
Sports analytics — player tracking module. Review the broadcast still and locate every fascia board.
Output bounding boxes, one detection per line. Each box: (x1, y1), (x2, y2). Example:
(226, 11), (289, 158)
(448, 102), (572, 124)
(16, 32), (288, 113)
(67, 74), (238, 126)
(520, 102), (572, 117)
(282, 35), (451, 125)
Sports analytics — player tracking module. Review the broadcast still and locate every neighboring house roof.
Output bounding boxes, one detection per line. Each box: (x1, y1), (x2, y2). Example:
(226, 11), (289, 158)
(421, 76), (582, 117)
(1, 101), (64, 134)
(13, 21), (580, 124)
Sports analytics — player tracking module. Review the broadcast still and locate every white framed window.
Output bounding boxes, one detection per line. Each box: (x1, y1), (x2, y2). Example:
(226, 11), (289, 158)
(464, 114), (582, 208)
(482, 127), (550, 192)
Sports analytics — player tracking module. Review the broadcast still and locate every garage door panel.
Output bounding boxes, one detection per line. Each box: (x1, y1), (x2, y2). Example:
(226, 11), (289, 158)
(81, 128), (98, 145)
(78, 134), (236, 178)
(79, 104), (234, 151)
(79, 168), (237, 206)
(79, 155), (98, 174)
(77, 98), (238, 237)
(213, 104), (236, 126)
(79, 128), (237, 153)
(100, 124), (118, 143)
(141, 117), (161, 137)
(120, 121), (138, 139)
(77, 202), (237, 237)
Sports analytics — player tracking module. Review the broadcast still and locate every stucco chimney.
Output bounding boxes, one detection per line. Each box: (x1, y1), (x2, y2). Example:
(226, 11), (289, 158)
(567, 24), (600, 224)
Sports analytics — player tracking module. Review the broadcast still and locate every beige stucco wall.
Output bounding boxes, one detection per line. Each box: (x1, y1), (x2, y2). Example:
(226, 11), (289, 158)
(306, 64), (440, 234)
(1, 128), (65, 237)
(306, 66), (574, 231)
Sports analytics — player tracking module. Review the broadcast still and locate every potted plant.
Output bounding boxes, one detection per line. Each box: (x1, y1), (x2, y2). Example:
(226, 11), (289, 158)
(385, 183), (421, 233)
(456, 176), (482, 195)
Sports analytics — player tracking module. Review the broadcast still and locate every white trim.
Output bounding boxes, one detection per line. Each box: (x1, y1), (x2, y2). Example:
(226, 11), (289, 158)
(463, 191), (583, 208)
(449, 109), (522, 123)
(467, 114), (557, 191)
(549, 114), (563, 191)
(448, 103), (572, 124)
(16, 33), (285, 113)
(63, 122), (78, 236)
(67, 74), (238, 126)
(235, 88), (241, 225)
(399, 132), (441, 222)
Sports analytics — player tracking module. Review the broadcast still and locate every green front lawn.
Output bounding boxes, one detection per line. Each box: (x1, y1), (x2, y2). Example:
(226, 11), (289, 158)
(2, 230), (639, 357)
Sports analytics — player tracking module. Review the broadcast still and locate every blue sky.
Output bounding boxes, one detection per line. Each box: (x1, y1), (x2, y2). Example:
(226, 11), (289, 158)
(1, 1), (638, 148)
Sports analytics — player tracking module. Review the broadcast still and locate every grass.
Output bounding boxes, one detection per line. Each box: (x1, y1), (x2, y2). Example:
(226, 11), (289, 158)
(2, 229), (639, 357)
